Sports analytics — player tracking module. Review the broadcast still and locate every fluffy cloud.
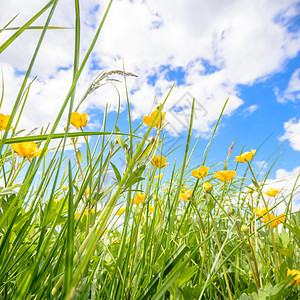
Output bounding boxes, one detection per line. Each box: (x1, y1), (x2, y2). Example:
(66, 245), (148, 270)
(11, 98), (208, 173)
(279, 117), (300, 151)
(0, 0), (299, 136)
(276, 68), (300, 103)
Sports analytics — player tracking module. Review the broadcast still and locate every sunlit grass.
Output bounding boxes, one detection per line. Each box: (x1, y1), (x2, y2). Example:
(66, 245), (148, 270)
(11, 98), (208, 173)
(0, 2), (299, 299)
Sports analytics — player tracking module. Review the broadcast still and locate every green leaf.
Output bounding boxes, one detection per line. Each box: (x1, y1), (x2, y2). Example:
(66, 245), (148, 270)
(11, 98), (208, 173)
(77, 149), (82, 161)
(124, 165), (145, 190)
(110, 162), (121, 183)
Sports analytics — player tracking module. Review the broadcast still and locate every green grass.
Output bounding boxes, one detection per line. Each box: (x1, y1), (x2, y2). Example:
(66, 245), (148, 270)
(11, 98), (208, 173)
(0, 2), (300, 299)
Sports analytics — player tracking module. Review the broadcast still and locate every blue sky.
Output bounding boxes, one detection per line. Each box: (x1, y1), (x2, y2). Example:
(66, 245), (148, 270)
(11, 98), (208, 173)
(0, 0), (300, 211)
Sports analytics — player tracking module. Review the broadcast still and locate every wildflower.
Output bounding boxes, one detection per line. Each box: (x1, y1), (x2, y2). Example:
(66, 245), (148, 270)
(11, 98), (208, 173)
(287, 268), (300, 286)
(70, 112), (88, 129)
(214, 170), (236, 182)
(191, 166), (209, 179)
(85, 188), (90, 196)
(61, 186), (68, 190)
(11, 141), (45, 162)
(83, 209), (95, 216)
(112, 237), (120, 244)
(265, 188), (279, 197)
(0, 114), (12, 131)
(203, 182), (213, 193)
(262, 213), (285, 228)
(155, 174), (163, 180)
(180, 188), (193, 202)
(143, 110), (166, 129)
(75, 209), (95, 220)
(235, 149), (256, 163)
(151, 155), (169, 168)
(253, 207), (272, 217)
(149, 205), (155, 212)
(116, 207), (126, 215)
(133, 193), (145, 205)
(270, 265), (275, 273)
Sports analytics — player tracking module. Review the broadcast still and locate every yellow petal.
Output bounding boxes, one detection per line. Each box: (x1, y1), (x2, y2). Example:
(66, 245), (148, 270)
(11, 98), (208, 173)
(80, 113), (88, 127)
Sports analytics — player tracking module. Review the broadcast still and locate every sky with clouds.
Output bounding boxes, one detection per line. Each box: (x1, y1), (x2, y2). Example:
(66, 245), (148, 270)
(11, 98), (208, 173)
(1, 0), (300, 211)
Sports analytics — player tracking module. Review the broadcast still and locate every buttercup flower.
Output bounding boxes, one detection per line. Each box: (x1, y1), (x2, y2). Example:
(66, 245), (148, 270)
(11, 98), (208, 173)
(0, 114), (12, 131)
(70, 112), (88, 129)
(214, 170), (236, 182)
(287, 268), (300, 287)
(143, 110), (166, 129)
(151, 155), (169, 168)
(116, 207), (126, 215)
(11, 141), (45, 162)
(133, 193), (145, 205)
(75, 209), (95, 220)
(149, 205), (155, 212)
(235, 149), (256, 163)
(191, 166), (209, 179)
(265, 188), (279, 197)
(253, 207), (272, 217)
(155, 174), (163, 180)
(203, 182), (213, 193)
(262, 213), (285, 228)
(180, 188), (193, 202)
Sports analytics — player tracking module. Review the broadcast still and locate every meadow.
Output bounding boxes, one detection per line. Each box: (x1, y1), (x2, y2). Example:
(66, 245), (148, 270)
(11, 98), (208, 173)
(0, 1), (300, 299)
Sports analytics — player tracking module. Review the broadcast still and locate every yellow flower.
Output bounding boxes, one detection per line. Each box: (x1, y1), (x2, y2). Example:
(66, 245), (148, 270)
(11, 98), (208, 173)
(83, 209), (95, 216)
(70, 112), (88, 129)
(133, 193), (145, 205)
(155, 174), (163, 180)
(203, 182), (213, 193)
(149, 205), (155, 212)
(116, 207), (126, 215)
(262, 213), (285, 228)
(151, 155), (169, 168)
(265, 188), (279, 197)
(61, 186), (68, 190)
(253, 207), (272, 217)
(75, 209), (95, 220)
(191, 166), (209, 179)
(0, 114), (12, 131)
(143, 110), (166, 129)
(112, 237), (120, 244)
(180, 189), (193, 202)
(11, 141), (45, 162)
(287, 268), (300, 286)
(214, 170), (236, 182)
(235, 149), (256, 163)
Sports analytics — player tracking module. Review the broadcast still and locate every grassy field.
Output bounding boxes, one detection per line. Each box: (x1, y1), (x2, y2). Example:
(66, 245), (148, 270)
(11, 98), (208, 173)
(0, 1), (300, 299)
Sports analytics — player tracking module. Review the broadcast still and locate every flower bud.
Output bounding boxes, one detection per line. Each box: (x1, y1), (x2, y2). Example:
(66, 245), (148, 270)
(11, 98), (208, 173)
(203, 182), (213, 193)
(156, 103), (163, 110)
(241, 224), (249, 234)
(247, 187), (254, 194)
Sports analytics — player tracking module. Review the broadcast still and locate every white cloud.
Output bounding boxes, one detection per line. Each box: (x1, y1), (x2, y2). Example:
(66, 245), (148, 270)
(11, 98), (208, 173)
(279, 117), (300, 151)
(0, 0), (299, 137)
(275, 68), (300, 103)
(243, 105), (259, 115)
